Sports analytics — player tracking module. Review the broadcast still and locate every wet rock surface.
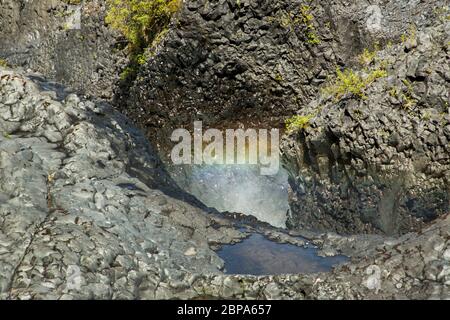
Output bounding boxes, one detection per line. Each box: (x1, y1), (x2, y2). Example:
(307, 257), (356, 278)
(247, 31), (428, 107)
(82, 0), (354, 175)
(193, 214), (450, 300)
(218, 233), (348, 275)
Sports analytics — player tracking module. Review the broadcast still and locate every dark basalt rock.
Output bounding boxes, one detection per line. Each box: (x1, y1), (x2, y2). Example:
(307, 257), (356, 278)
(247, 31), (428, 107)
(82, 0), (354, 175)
(281, 20), (450, 236)
(0, 0), (125, 100)
(117, 0), (448, 152)
(0, 0), (448, 300)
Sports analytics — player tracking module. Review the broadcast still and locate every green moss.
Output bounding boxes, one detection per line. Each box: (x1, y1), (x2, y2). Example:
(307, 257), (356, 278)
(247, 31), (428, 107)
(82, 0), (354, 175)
(306, 31), (321, 45)
(136, 53), (148, 65)
(286, 114), (314, 132)
(119, 66), (137, 81)
(0, 59), (8, 67)
(274, 72), (284, 82)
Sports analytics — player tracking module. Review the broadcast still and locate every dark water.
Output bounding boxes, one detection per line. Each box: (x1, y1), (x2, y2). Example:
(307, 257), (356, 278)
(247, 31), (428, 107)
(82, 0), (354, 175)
(218, 234), (348, 275)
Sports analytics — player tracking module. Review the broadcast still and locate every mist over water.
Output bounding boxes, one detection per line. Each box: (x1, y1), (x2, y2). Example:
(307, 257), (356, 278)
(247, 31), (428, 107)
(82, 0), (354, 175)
(168, 164), (290, 228)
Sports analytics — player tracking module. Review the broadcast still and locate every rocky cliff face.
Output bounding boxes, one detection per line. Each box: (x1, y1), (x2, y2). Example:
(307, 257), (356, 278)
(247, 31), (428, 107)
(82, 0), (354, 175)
(0, 67), (249, 299)
(0, 0), (449, 300)
(0, 0), (124, 99)
(120, 0), (448, 151)
(282, 17), (450, 236)
(0, 67), (448, 300)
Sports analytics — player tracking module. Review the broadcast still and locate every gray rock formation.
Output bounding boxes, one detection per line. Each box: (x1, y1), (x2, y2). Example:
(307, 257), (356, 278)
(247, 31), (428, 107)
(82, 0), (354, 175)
(120, 0), (449, 151)
(0, 65), (448, 301)
(0, 68), (244, 299)
(0, 0), (448, 300)
(282, 17), (450, 235)
(194, 214), (450, 300)
(0, 0), (124, 99)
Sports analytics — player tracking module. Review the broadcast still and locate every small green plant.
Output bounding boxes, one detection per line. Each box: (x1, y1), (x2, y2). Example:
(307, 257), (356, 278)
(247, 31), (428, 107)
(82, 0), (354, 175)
(400, 33), (407, 43)
(105, 0), (181, 52)
(286, 114), (314, 132)
(329, 68), (367, 99)
(421, 111), (431, 121)
(366, 68), (388, 83)
(0, 58), (8, 67)
(389, 86), (399, 97)
(389, 79), (418, 110)
(401, 93), (417, 110)
(402, 79), (414, 92)
(279, 5), (320, 45)
(300, 5), (320, 45)
(322, 67), (387, 101)
(400, 24), (417, 44)
(389, 81), (418, 110)
(358, 47), (377, 66)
